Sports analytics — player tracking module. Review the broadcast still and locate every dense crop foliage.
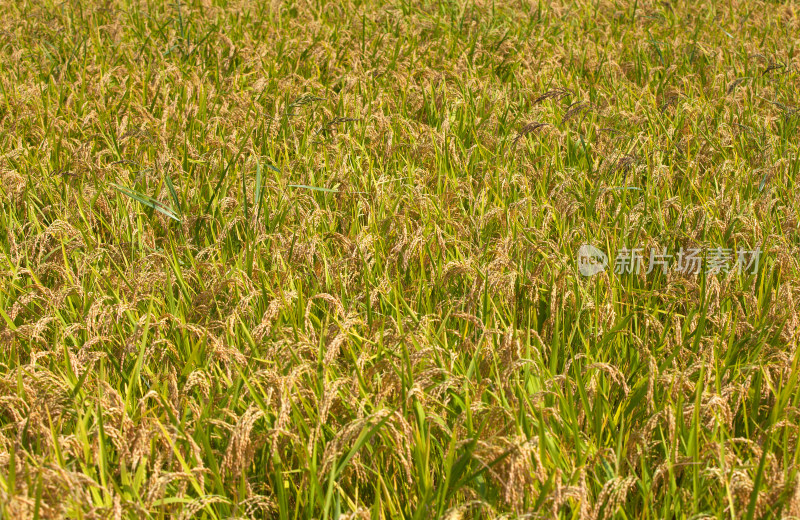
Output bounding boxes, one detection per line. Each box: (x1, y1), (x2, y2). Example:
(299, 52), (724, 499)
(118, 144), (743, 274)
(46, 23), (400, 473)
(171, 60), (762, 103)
(1, 0), (799, 517)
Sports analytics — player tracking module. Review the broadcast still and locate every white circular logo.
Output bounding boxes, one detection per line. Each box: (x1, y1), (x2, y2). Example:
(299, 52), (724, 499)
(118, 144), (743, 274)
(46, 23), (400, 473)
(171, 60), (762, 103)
(577, 244), (608, 276)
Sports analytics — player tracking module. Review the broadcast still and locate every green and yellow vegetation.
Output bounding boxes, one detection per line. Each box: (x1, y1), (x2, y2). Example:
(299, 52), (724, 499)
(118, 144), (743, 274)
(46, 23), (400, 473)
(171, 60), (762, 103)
(1, 0), (800, 517)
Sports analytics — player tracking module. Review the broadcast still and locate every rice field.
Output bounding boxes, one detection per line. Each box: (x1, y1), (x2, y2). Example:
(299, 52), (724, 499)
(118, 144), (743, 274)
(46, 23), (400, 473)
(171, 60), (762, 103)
(1, 0), (800, 518)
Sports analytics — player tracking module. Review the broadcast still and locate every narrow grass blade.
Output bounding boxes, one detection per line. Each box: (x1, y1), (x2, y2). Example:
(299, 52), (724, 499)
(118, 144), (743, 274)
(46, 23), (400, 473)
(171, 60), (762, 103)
(164, 171), (183, 217)
(288, 184), (339, 193)
(204, 129), (253, 216)
(111, 182), (181, 222)
(254, 159), (263, 219)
